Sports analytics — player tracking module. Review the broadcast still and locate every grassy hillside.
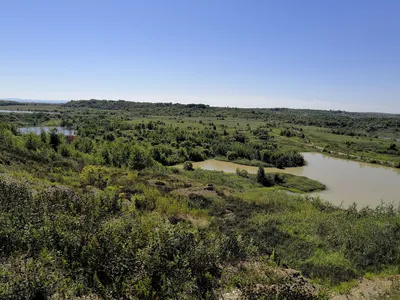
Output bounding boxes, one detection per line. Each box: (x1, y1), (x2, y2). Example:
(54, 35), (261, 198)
(0, 100), (399, 298)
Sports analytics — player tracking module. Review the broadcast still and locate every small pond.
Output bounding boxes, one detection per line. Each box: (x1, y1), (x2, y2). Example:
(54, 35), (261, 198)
(19, 126), (76, 136)
(0, 110), (58, 114)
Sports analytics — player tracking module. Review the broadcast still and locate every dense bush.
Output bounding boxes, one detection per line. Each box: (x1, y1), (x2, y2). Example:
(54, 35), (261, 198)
(80, 165), (109, 188)
(128, 145), (155, 170)
(256, 166), (275, 187)
(261, 150), (305, 168)
(300, 250), (358, 284)
(183, 161), (194, 171)
(236, 168), (249, 178)
(0, 176), (226, 299)
(4, 114), (305, 169)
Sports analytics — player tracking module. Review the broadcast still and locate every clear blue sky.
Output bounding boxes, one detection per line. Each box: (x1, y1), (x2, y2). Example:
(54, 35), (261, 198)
(1, 0), (400, 112)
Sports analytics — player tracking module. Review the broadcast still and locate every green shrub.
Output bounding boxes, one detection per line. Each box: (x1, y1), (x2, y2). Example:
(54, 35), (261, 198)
(183, 161), (194, 171)
(256, 166), (265, 185)
(236, 168), (249, 178)
(256, 166), (274, 187)
(132, 193), (156, 211)
(188, 147), (206, 162)
(24, 133), (41, 151)
(80, 165), (109, 189)
(300, 250), (358, 284)
(128, 145), (155, 170)
(227, 151), (238, 160)
(188, 193), (213, 209)
(50, 129), (61, 151)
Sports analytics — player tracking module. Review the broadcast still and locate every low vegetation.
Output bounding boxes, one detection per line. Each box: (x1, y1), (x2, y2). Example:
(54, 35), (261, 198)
(0, 99), (399, 299)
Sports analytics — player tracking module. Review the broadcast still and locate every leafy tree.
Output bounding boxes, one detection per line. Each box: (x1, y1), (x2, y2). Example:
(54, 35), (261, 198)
(256, 166), (275, 186)
(50, 129), (61, 151)
(40, 129), (47, 143)
(59, 144), (72, 157)
(227, 151), (238, 160)
(183, 161), (194, 171)
(257, 166), (266, 185)
(80, 165), (109, 189)
(236, 168), (248, 178)
(188, 147), (206, 162)
(25, 133), (40, 151)
(74, 137), (93, 153)
(128, 145), (154, 170)
(103, 132), (115, 141)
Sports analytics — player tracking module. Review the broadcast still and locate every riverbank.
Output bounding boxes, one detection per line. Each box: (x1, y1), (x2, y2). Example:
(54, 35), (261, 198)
(270, 129), (400, 169)
(309, 143), (400, 169)
(214, 156), (275, 168)
(189, 153), (400, 208)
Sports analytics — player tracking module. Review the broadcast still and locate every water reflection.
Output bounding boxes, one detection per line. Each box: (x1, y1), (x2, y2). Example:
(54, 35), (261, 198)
(191, 153), (400, 208)
(0, 110), (58, 114)
(19, 126), (76, 136)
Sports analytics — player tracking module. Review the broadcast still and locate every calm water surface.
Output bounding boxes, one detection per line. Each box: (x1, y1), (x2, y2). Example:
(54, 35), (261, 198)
(0, 110), (58, 114)
(0, 110), (35, 114)
(19, 126), (76, 136)
(191, 153), (400, 208)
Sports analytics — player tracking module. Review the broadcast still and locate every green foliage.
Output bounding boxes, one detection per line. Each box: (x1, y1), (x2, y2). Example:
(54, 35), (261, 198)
(24, 132), (41, 150)
(188, 146), (207, 162)
(50, 129), (61, 151)
(0, 100), (25, 106)
(0, 101), (399, 298)
(300, 250), (358, 284)
(256, 166), (266, 185)
(40, 129), (47, 143)
(276, 173), (326, 192)
(80, 165), (109, 189)
(227, 150), (238, 160)
(256, 166), (274, 187)
(183, 161), (194, 171)
(261, 150), (305, 168)
(128, 145), (155, 170)
(63, 100), (400, 139)
(0, 174), (228, 299)
(236, 168), (249, 178)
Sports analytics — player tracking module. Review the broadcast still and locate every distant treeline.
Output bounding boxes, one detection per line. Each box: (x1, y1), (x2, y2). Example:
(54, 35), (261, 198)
(0, 100), (26, 106)
(64, 99), (400, 134)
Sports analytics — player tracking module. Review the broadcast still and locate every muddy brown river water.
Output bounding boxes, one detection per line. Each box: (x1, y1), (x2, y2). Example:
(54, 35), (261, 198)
(191, 153), (400, 208)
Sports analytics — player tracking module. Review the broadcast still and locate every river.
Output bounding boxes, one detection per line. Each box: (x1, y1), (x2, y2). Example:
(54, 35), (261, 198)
(190, 153), (400, 208)
(0, 110), (58, 114)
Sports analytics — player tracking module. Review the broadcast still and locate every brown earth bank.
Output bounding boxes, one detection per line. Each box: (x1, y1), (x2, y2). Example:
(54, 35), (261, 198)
(220, 264), (319, 300)
(331, 276), (400, 300)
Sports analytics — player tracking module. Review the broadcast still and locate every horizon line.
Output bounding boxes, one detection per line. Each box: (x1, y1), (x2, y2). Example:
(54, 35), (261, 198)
(1, 97), (399, 115)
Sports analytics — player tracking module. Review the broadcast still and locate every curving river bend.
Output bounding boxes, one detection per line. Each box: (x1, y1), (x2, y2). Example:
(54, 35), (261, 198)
(191, 153), (400, 208)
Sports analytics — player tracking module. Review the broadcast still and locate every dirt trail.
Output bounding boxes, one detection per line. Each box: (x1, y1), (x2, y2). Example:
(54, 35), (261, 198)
(331, 276), (400, 300)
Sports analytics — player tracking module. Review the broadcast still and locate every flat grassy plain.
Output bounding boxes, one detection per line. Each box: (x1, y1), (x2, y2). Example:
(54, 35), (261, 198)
(125, 114), (400, 166)
(0, 104), (63, 111)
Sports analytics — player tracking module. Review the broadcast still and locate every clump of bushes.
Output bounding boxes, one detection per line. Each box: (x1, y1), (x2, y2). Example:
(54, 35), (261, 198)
(300, 250), (358, 284)
(256, 166), (275, 187)
(236, 168), (249, 178)
(0, 176), (225, 299)
(183, 161), (194, 171)
(80, 165), (109, 189)
(260, 150), (305, 168)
